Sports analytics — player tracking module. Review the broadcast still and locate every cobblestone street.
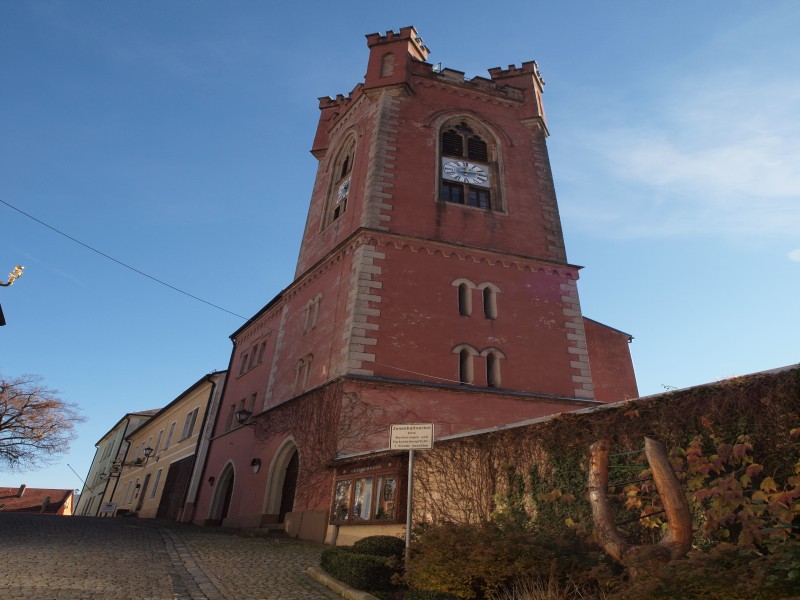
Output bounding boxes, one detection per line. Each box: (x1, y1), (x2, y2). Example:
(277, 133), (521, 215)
(0, 513), (341, 599)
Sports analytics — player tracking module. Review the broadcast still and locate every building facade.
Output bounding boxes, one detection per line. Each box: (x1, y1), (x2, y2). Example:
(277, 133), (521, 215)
(75, 410), (158, 517)
(110, 372), (225, 519)
(191, 27), (638, 544)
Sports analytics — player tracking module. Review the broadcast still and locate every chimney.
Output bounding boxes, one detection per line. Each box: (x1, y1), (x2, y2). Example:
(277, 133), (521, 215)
(17, 484), (26, 498)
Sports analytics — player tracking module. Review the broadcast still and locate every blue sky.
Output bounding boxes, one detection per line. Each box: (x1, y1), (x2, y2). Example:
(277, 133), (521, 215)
(2, 1), (798, 491)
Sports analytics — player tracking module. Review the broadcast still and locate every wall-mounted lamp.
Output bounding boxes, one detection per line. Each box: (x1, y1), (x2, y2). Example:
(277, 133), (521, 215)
(208, 476), (215, 486)
(110, 446), (156, 475)
(250, 458), (261, 473)
(235, 409), (253, 426)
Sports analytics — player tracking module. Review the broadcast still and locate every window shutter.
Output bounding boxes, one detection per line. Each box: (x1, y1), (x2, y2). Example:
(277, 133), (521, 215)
(467, 136), (488, 162)
(442, 129), (463, 156)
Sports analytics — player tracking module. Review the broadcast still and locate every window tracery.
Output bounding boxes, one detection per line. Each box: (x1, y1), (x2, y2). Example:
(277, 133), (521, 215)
(439, 120), (499, 211)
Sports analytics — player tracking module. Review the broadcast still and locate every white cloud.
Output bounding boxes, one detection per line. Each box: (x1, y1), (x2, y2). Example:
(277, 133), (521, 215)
(788, 248), (800, 262)
(562, 74), (800, 239)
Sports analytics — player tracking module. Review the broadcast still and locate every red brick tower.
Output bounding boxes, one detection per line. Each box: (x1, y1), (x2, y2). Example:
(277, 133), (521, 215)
(192, 27), (637, 539)
(294, 26), (634, 401)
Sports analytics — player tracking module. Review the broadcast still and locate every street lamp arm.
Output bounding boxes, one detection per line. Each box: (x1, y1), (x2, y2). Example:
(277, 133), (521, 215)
(0, 266), (24, 287)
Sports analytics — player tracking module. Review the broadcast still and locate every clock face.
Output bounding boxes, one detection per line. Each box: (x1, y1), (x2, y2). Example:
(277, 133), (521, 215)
(441, 159), (490, 187)
(337, 177), (351, 202)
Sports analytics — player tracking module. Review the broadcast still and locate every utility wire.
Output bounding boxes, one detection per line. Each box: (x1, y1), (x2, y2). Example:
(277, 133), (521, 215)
(1, 197), (466, 387)
(0, 197), (248, 320)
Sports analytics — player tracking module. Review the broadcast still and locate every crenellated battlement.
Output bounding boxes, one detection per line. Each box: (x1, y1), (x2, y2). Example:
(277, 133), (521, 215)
(317, 84), (364, 111)
(365, 26), (430, 61)
(488, 61), (545, 88)
(410, 63), (526, 102)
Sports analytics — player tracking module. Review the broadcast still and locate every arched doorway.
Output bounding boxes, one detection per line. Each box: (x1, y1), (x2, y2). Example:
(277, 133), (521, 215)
(279, 450), (299, 522)
(208, 463), (235, 525)
(263, 439), (299, 523)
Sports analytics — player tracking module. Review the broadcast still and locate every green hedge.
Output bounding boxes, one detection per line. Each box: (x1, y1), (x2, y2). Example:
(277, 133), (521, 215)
(352, 534), (405, 557)
(320, 536), (404, 593)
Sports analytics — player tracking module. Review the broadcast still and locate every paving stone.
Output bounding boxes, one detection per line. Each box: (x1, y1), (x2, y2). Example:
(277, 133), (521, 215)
(0, 513), (339, 599)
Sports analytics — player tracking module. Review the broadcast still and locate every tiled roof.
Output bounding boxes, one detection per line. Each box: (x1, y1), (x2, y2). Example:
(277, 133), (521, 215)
(0, 486), (74, 514)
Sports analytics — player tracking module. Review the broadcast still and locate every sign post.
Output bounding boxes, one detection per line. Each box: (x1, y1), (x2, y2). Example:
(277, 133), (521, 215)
(390, 423), (434, 560)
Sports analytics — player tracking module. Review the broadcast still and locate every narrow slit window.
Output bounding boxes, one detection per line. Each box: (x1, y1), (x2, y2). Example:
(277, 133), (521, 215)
(459, 349), (473, 384)
(486, 352), (501, 388)
(458, 283), (471, 316)
(483, 287), (497, 320)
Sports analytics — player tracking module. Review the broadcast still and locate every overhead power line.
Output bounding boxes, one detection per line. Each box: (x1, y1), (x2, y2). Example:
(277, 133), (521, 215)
(0, 197), (248, 320)
(0, 197), (463, 386)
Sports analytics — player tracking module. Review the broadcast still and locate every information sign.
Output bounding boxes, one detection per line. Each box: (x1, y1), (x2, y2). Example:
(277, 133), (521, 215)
(390, 423), (434, 450)
(99, 502), (117, 514)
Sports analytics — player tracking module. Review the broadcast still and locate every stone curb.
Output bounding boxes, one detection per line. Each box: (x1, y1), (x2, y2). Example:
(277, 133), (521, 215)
(306, 566), (380, 600)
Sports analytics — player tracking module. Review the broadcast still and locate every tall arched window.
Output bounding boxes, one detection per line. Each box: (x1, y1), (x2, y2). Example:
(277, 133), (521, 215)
(486, 352), (500, 388)
(452, 278), (476, 316)
(478, 282), (500, 320)
(439, 120), (499, 211)
(453, 344), (478, 384)
(458, 283), (471, 316)
(481, 348), (505, 388)
(303, 293), (322, 333)
(459, 349), (473, 384)
(324, 137), (356, 228)
(293, 354), (313, 394)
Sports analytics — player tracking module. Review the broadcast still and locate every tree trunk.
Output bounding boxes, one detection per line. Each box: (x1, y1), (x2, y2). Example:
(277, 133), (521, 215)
(588, 437), (692, 571)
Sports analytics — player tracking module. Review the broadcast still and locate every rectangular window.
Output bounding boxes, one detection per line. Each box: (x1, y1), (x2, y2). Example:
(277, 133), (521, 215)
(246, 393), (256, 414)
(180, 408), (199, 441)
(353, 477), (374, 521)
(257, 341), (266, 363)
(375, 475), (398, 520)
(149, 469), (163, 499)
(153, 430), (164, 456)
(164, 422), (176, 449)
(248, 346), (257, 369)
(441, 181), (463, 204)
(225, 404), (236, 432)
(468, 188), (491, 209)
(332, 460), (402, 524)
(239, 353), (249, 376)
(334, 479), (352, 522)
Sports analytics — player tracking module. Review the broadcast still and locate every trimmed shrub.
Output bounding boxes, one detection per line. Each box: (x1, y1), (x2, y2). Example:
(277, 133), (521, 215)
(320, 536), (407, 593)
(353, 534), (406, 558)
(320, 547), (396, 592)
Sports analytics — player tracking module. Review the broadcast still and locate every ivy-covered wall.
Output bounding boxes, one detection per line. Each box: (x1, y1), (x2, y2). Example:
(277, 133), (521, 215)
(413, 365), (800, 546)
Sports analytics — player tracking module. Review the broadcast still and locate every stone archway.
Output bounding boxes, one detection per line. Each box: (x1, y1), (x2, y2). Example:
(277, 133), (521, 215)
(207, 462), (235, 525)
(263, 438), (299, 523)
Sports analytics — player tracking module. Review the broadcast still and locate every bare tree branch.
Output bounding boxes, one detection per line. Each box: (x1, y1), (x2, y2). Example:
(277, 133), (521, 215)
(0, 373), (85, 470)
